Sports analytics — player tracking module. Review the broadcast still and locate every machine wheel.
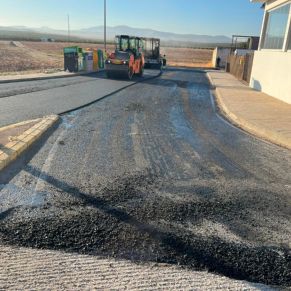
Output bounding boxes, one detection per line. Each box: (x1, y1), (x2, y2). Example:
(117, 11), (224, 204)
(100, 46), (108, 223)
(163, 58), (167, 66)
(128, 67), (134, 80)
(137, 66), (144, 77)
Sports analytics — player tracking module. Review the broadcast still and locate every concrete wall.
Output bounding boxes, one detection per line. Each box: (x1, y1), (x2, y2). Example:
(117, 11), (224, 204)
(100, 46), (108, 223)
(250, 50), (291, 104)
(212, 48), (231, 68)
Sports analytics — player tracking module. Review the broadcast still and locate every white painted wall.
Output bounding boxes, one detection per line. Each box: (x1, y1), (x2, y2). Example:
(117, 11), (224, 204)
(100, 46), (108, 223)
(250, 50), (291, 104)
(212, 48), (231, 68)
(234, 49), (254, 56)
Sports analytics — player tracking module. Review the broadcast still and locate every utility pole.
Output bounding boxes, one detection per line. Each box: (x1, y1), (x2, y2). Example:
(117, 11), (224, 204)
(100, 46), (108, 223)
(104, 0), (107, 51)
(67, 14), (70, 43)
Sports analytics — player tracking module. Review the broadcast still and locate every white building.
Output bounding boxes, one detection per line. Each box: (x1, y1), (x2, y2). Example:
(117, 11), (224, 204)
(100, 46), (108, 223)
(250, 0), (291, 104)
(212, 48), (231, 68)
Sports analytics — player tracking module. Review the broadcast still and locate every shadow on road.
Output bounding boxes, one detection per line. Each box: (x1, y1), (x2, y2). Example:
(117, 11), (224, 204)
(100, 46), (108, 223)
(0, 164), (290, 287)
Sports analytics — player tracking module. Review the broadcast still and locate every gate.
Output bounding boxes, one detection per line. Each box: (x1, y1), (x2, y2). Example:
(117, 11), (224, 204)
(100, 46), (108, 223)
(226, 53), (254, 84)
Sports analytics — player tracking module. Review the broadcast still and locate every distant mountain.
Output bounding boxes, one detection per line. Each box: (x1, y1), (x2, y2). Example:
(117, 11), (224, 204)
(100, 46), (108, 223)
(0, 25), (231, 45)
(77, 25), (231, 44)
(0, 26), (33, 31)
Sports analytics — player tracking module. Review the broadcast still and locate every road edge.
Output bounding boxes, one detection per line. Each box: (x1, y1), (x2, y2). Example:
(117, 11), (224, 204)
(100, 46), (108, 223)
(0, 115), (59, 171)
(207, 72), (291, 151)
(0, 71), (100, 84)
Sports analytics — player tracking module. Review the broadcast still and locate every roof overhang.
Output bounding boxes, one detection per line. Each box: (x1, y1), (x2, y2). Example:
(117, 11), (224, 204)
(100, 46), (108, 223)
(250, 0), (267, 9)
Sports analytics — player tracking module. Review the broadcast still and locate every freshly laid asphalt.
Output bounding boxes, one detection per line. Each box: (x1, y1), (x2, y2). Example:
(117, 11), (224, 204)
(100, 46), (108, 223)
(0, 68), (290, 288)
(0, 70), (159, 127)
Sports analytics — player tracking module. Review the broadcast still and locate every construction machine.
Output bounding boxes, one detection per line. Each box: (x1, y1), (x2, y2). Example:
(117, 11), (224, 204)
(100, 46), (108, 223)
(142, 38), (166, 69)
(105, 35), (145, 79)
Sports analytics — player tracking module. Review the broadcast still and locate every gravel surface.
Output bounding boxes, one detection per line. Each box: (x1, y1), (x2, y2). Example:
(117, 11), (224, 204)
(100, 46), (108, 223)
(0, 67), (290, 288)
(0, 245), (274, 290)
(0, 70), (159, 127)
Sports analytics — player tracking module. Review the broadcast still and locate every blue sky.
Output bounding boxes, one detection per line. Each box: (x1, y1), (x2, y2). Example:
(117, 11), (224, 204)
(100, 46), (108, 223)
(0, 0), (264, 36)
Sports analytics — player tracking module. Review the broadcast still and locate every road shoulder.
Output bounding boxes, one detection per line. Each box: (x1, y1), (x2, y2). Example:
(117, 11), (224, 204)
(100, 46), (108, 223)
(207, 70), (291, 150)
(0, 71), (98, 84)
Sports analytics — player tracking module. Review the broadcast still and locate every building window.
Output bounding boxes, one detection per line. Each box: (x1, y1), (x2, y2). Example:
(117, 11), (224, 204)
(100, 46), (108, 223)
(262, 4), (290, 50)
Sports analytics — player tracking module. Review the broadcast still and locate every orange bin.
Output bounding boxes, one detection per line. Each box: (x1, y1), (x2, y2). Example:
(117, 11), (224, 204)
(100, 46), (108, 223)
(93, 49), (99, 71)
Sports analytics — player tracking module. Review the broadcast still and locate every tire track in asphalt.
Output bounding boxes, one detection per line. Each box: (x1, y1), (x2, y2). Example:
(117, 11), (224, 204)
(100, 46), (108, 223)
(139, 100), (175, 179)
(32, 112), (79, 207)
(177, 73), (259, 180)
(131, 117), (150, 171)
(142, 82), (188, 180)
(182, 88), (249, 178)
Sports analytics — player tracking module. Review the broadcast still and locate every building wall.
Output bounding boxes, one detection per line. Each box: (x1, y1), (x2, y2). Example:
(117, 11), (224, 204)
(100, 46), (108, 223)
(250, 50), (291, 104)
(250, 0), (291, 103)
(212, 48), (231, 68)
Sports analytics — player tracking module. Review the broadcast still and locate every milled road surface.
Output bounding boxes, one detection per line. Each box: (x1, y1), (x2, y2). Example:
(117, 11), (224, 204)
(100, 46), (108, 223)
(0, 68), (291, 289)
(0, 70), (158, 127)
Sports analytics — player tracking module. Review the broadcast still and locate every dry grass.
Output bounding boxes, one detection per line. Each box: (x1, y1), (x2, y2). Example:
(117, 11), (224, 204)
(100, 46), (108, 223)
(161, 47), (213, 68)
(0, 41), (63, 74)
(0, 41), (214, 75)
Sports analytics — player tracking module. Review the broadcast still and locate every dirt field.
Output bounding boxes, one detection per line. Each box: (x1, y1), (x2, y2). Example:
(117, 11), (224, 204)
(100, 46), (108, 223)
(161, 47), (213, 67)
(0, 41), (214, 75)
(0, 41), (61, 75)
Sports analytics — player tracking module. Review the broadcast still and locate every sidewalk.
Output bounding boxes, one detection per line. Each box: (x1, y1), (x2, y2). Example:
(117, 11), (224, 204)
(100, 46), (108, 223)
(207, 70), (291, 150)
(0, 116), (59, 171)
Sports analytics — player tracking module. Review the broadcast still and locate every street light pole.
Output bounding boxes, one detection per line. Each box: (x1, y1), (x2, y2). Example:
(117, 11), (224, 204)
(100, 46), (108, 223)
(104, 0), (107, 52)
(67, 14), (70, 43)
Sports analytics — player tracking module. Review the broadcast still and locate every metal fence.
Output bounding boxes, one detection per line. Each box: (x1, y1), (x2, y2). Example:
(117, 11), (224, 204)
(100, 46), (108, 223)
(226, 53), (254, 84)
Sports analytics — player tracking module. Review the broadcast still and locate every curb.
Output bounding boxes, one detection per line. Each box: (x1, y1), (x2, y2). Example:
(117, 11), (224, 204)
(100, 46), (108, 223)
(0, 71), (102, 84)
(207, 72), (291, 150)
(0, 115), (59, 171)
(0, 118), (41, 133)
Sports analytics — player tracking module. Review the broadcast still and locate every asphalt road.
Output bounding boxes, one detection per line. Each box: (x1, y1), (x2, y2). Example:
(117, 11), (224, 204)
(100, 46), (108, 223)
(0, 70), (159, 127)
(0, 68), (291, 288)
